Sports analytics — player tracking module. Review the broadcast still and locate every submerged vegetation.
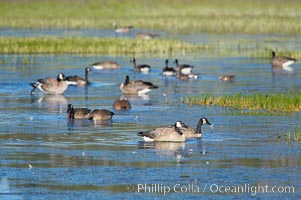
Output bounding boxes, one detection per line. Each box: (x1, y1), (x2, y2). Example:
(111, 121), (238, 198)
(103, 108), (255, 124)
(0, 0), (301, 35)
(184, 93), (301, 113)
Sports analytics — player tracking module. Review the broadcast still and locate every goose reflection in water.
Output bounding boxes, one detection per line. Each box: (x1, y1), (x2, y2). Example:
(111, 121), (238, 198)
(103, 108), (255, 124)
(34, 94), (68, 113)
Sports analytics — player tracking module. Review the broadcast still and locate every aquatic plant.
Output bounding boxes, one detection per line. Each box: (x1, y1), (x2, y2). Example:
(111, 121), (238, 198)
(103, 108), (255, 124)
(278, 128), (301, 142)
(184, 92), (301, 112)
(0, 0), (301, 35)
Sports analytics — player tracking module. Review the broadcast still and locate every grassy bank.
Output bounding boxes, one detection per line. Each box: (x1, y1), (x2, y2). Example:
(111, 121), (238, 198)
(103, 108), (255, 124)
(0, 37), (203, 55)
(1, 0), (301, 35)
(184, 93), (301, 112)
(1, 37), (301, 58)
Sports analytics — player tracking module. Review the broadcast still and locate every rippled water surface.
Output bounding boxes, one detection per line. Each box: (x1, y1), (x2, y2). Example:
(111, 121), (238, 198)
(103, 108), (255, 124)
(0, 29), (301, 199)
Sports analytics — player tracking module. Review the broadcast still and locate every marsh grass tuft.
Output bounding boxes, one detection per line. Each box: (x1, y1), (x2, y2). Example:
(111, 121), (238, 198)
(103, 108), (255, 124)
(184, 92), (301, 112)
(278, 128), (301, 142)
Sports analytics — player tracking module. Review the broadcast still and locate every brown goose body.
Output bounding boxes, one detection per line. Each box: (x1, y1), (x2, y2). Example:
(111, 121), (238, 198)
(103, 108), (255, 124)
(30, 73), (68, 95)
(174, 59), (194, 75)
(120, 75), (158, 95)
(112, 22), (133, 33)
(66, 67), (91, 86)
(67, 104), (91, 119)
(219, 75), (235, 82)
(178, 118), (212, 138)
(137, 122), (186, 142)
(271, 51), (296, 72)
(86, 109), (114, 121)
(91, 61), (120, 70)
(162, 59), (176, 76)
(113, 99), (131, 110)
(130, 57), (151, 73)
(136, 32), (159, 40)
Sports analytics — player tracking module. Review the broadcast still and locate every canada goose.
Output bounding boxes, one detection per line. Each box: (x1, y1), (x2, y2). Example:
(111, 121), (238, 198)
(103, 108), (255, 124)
(30, 73), (68, 95)
(86, 109), (115, 121)
(130, 57), (151, 73)
(90, 61), (120, 70)
(120, 75), (158, 95)
(67, 104), (91, 119)
(272, 51), (297, 72)
(176, 70), (199, 80)
(112, 99), (131, 110)
(162, 59), (176, 76)
(136, 32), (159, 40)
(174, 59), (194, 75)
(219, 75), (235, 82)
(112, 22), (133, 33)
(177, 118), (212, 138)
(137, 121), (186, 142)
(66, 67), (91, 86)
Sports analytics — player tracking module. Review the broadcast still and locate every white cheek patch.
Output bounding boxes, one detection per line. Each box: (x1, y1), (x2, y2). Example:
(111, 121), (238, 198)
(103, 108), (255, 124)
(176, 121), (182, 127)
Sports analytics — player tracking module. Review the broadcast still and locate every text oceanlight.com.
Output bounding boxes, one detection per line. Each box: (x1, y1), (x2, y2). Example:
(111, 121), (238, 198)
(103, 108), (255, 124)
(126, 183), (295, 195)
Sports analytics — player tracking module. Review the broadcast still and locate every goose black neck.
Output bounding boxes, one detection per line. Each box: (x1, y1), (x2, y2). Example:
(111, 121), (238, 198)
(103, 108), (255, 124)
(124, 75), (130, 85)
(195, 120), (203, 133)
(85, 68), (89, 82)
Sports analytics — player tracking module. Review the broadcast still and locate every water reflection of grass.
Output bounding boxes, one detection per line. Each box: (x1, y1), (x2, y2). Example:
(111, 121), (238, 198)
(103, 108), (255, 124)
(1, 0), (301, 35)
(184, 92), (301, 113)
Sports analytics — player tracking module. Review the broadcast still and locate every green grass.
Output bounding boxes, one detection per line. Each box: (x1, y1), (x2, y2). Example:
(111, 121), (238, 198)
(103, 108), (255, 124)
(183, 92), (301, 112)
(0, 37), (204, 55)
(1, 0), (301, 35)
(1, 36), (301, 58)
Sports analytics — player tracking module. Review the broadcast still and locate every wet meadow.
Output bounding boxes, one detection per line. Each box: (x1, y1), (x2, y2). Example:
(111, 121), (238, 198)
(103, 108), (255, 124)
(0, 0), (300, 199)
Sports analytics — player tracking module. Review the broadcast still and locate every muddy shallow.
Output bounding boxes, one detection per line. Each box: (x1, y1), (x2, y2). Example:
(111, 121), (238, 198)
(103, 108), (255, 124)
(0, 30), (301, 199)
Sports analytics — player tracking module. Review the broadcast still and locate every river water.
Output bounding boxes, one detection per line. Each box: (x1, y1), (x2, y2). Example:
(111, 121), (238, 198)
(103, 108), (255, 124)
(0, 28), (300, 199)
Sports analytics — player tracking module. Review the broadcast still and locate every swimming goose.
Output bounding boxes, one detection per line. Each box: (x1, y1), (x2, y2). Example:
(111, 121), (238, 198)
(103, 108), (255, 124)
(120, 75), (158, 95)
(162, 59), (176, 76)
(136, 32), (159, 40)
(30, 73), (68, 95)
(271, 51), (297, 72)
(177, 118), (212, 138)
(86, 109), (115, 121)
(112, 22), (133, 33)
(67, 104), (91, 119)
(174, 59), (194, 75)
(219, 75), (235, 82)
(176, 70), (199, 80)
(137, 121), (186, 142)
(90, 61), (120, 70)
(130, 57), (151, 73)
(112, 99), (131, 110)
(66, 67), (91, 86)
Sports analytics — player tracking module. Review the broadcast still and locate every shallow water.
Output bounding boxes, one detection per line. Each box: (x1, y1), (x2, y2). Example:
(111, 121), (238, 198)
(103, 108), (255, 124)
(0, 30), (301, 199)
